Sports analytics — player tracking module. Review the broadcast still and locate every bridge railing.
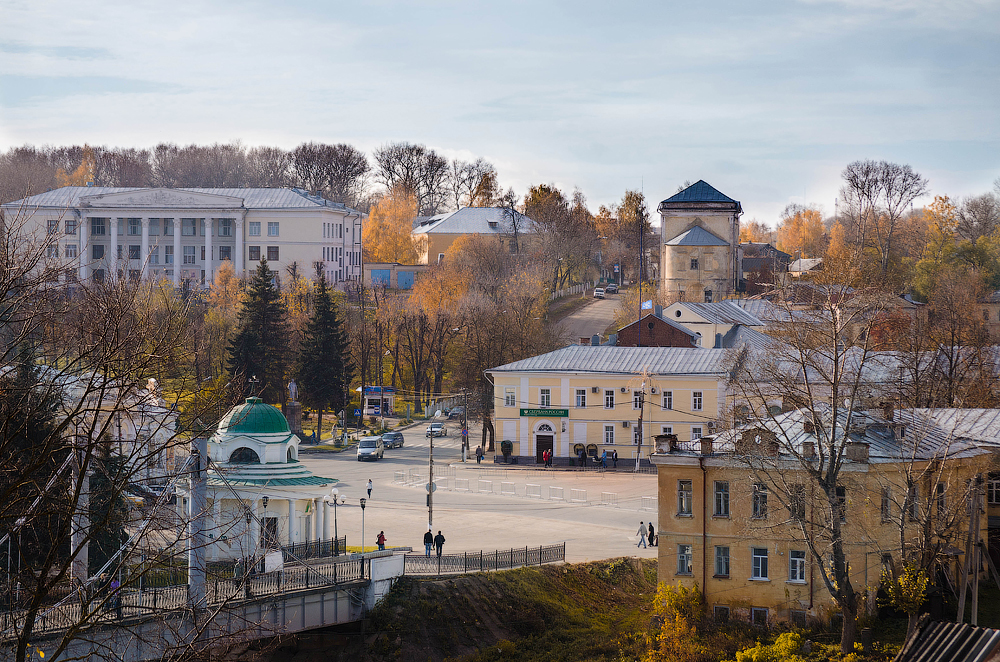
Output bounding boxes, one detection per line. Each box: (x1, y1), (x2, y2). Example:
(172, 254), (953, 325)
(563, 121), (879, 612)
(403, 543), (565, 576)
(281, 536), (347, 562)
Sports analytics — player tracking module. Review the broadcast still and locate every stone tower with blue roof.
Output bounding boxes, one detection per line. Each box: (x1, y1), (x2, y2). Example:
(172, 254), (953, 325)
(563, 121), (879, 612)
(657, 181), (743, 303)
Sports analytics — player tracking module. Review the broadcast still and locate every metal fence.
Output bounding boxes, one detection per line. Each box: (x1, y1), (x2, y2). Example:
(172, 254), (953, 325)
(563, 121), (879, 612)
(403, 543), (565, 576)
(281, 536), (348, 561)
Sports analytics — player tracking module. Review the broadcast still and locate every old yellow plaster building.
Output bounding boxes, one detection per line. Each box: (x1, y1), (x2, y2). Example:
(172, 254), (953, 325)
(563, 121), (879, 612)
(658, 181), (742, 303)
(486, 345), (732, 464)
(412, 206), (535, 265)
(650, 407), (995, 627)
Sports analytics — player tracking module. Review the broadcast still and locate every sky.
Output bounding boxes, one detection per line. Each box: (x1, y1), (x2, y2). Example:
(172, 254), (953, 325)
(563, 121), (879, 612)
(1, 0), (998, 224)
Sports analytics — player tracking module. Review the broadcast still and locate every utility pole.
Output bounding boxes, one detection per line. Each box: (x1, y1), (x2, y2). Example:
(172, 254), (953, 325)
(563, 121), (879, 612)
(635, 381), (645, 472)
(428, 429), (434, 528)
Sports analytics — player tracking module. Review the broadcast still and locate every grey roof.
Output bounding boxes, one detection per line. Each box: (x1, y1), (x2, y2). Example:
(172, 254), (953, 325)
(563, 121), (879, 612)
(789, 257), (824, 272)
(664, 225), (730, 246)
(895, 617), (1000, 662)
(660, 180), (739, 207)
(721, 325), (775, 352)
(2, 186), (360, 213)
(488, 345), (730, 376)
(412, 206), (533, 235)
(674, 301), (765, 326)
(617, 311), (699, 340)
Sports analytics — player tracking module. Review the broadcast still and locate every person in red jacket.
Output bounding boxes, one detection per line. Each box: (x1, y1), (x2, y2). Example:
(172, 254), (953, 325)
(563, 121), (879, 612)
(376, 531), (386, 550)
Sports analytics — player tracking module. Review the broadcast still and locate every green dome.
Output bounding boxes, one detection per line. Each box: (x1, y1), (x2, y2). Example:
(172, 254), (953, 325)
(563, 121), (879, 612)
(218, 397), (290, 434)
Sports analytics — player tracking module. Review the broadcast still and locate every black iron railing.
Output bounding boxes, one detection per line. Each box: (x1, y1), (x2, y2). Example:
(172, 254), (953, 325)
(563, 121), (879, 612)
(403, 543), (565, 575)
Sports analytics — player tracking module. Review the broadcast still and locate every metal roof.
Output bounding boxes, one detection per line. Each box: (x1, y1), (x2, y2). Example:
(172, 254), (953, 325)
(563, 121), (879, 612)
(895, 617), (1000, 662)
(412, 206), (533, 235)
(488, 345), (730, 376)
(660, 180), (739, 206)
(2, 186), (360, 213)
(670, 301), (765, 326)
(664, 225), (730, 246)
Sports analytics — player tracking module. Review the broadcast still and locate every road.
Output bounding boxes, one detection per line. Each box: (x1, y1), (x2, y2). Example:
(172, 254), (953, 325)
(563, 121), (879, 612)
(556, 293), (620, 344)
(299, 421), (659, 563)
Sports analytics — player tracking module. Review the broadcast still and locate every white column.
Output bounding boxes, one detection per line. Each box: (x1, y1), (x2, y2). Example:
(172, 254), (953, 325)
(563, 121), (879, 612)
(140, 217), (150, 280)
(79, 215), (89, 281)
(312, 498), (320, 542)
(173, 219), (181, 287)
(249, 498), (259, 555)
(322, 500), (331, 541)
(205, 217), (213, 286)
(234, 216), (244, 277)
(287, 499), (298, 544)
(110, 216), (119, 281)
(212, 499), (222, 562)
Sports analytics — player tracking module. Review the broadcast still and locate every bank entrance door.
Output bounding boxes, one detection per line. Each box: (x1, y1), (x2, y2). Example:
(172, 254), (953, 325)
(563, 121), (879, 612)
(536, 435), (553, 463)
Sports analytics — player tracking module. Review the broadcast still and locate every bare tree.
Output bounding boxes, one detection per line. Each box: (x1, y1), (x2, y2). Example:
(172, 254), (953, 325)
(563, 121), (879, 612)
(448, 158), (497, 210)
(372, 142), (449, 216)
(290, 142), (369, 207)
(93, 148), (154, 187)
(956, 193), (1000, 243)
(245, 146), (291, 187)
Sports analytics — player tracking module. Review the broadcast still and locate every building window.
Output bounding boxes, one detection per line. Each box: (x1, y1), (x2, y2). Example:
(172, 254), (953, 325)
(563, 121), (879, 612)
(790, 484), (805, 520)
(91, 218), (106, 236)
(116, 219), (123, 236)
(438, 253), (445, 264)
(690, 258), (699, 270)
(752, 484), (768, 518)
(199, 219), (206, 236)
(604, 425), (614, 444)
(65, 218), (77, 234)
(164, 219), (173, 236)
(715, 546), (730, 577)
(201, 246), (206, 261)
(662, 391), (673, 410)
(677, 544), (693, 575)
(148, 219), (158, 236)
(714, 481), (729, 517)
(751, 548), (769, 579)
(165, 245), (174, 265)
(64, 268), (77, 282)
(149, 247), (159, 265)
(47, 219), (59, 235)
(714, 606), (730, 623)
(92, 244), (105, 260)
(692, 391), (703, 411)
(219, 245), (232, 261)
(128, 269), (140, 282)
(117, 245), (123, 259)
(881, 487), (891, 521)
(704, 290), (713, 303)
(633, 392), (642, 409)
(218, 219), (233, 237)
(267, 246), (279, 261)
(789, 550), (806, 582)
(907, 484), (920, 521)
(836, 486), (847, 521)
(575, 389), (586, 408)
(661, 425), (673, 435)
(985, 310), (990, 321)
(128, 218), (140, 236)
(790, 610), (807, 628)
(751, 607), (768, 627)
(248, 246), (261, 261)
(604, 390), (615, 409)
(129, 245), (140, 260)
(691, 427), (703, 440)
(988, 474), (1000, 504)
(64, 244), (78, 259)
(248, 221), (261, 236)
(539, 388), (551, 407)
(936, 482), (947, 518)
(93, 268), (105, 282)
(633, 425), (641, 445)
(183, 246), (196, 264)
(46, 245), (58, 258)
(677, 480), (693, 515)
(267, 222), (280, 237)
(504, 388), (515, 407)
(182, 218), (196, 236)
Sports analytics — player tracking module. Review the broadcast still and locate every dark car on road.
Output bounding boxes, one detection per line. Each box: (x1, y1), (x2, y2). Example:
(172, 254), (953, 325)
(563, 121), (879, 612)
(605, 283), (619, 294)
(448, 406), (465, 420)
(382, 431), (404, 449)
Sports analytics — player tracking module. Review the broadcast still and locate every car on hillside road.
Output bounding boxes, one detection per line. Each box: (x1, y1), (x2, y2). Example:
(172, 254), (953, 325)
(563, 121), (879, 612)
(593, 287), (605, 299)
(605, 283), (619, 294)
(426, 423), (447, 438)
(448, 406), (465, 420)
(381, 431), (404, 449)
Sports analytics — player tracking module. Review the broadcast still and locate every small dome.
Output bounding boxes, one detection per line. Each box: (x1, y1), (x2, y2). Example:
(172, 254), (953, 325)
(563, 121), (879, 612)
(218, 397), (290, 435)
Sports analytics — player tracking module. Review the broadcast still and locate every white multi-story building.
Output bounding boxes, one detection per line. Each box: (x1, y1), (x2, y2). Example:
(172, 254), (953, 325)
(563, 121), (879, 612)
(2, 186), (364, 287)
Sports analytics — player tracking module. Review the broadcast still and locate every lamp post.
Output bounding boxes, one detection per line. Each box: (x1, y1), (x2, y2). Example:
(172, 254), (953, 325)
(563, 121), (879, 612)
(261, 496), (269, 548)
(359, 497), (367, 554)
(323, 488), (345, 555)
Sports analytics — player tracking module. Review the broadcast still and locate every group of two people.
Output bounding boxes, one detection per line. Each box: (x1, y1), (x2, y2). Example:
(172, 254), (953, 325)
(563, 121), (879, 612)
(636, 521), (657, 548)
(423, 530), (446, 557)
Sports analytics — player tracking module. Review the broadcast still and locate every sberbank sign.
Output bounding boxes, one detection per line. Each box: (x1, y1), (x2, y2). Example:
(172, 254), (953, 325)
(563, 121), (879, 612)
(519, 408), (569, 418)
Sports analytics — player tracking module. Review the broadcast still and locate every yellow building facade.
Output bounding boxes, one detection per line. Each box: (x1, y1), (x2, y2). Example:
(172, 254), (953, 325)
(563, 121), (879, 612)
(487, 345), (731, 464)
(650, 408), (994, 627)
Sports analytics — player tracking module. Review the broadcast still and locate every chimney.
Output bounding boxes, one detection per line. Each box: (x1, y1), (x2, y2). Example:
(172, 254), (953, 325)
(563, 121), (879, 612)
(801, 440), (815, 458)
(714, 333), (723, 348)
(846, 442), (869, 463)
(654, 304), (663, 318)
(591, 334), (600, 346)
(700, 436), (714, 455)
(580, 337), (590, 346)
(653, 433), (678, 454)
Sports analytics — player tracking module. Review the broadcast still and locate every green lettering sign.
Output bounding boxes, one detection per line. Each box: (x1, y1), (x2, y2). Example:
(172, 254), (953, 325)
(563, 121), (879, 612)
(519, 408), (569, 417)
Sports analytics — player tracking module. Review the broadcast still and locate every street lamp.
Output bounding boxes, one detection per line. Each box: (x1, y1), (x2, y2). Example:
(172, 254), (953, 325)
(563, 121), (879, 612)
(359, 497), (367, 554)
(323, 488), (345, 555)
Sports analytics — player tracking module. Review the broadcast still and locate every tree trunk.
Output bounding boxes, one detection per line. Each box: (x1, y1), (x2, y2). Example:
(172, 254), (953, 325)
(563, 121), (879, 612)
(316, 407), (323, 444)
(840, 600), (858, 653)
(907, 610), (919, 640)
(485, 416), (495, 452)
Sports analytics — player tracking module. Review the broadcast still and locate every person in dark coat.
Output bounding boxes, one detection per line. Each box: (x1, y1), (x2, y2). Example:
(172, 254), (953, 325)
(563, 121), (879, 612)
(433, 530), (445, 557)
(612, 449), (618, 469)
(648, 522), (656, 547)
(423, 529), (433, 557)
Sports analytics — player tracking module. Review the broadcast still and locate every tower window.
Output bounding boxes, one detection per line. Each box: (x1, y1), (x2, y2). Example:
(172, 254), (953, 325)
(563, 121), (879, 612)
(690, 258), (699, 270)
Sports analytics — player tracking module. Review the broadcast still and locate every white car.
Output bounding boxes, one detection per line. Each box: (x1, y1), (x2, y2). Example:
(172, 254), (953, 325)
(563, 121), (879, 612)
(593, 288), (605, 299)
(357, 436), (384, 461)
(426, 423), (447, 438)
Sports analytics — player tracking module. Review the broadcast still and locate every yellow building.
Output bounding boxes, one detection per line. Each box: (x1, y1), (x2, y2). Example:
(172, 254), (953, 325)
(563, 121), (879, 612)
(650, 407), (994, 627)
(412, 206), (534, 265)
(486, 345), (732, 464)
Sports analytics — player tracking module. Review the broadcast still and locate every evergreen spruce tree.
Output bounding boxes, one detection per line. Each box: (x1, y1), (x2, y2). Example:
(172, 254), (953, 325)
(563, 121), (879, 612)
(295, 272), (353, 441)
(227, 259), (290, 404)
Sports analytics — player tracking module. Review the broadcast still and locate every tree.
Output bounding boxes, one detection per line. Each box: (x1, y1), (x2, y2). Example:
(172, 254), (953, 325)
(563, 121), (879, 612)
(227, 259), (290, 404)
(776, 204), (825, 258)
(295, 272), (352, 439)
(739, 219), (773, 244)
(55, 145), (96, 187)
(362, 190), (424, 263)
(956, 192), (1000, 243)
(372, 142), (450, 216)
(290, 142), (369, 207)
(881, 562), (928, 639)
(449, 158), (498, 209)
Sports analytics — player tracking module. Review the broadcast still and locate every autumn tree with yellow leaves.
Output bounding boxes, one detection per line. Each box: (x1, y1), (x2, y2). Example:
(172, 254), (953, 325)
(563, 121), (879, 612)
(776, 204), (825, 258)
(362, 190), (425, 264)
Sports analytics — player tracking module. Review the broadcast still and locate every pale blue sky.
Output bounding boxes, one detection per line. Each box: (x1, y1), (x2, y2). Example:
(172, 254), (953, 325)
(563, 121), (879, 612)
(1, 0), (998, 223)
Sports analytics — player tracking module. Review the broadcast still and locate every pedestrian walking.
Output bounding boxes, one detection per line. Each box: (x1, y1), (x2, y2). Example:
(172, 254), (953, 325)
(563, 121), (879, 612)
(434, 530), (445, 557)
(600, 450), (607, 469)
(636, 521), (647, 548)
(423, 529), (434, 557)
(376, 531), (386, 551)
(648, 522), (656, 547)
(612, 449), (618, 469)
(578, 448), (586, 468)
(367, 478), (373, 498)
(109, 577), (122, 620)
(476, 445), (483, 464)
